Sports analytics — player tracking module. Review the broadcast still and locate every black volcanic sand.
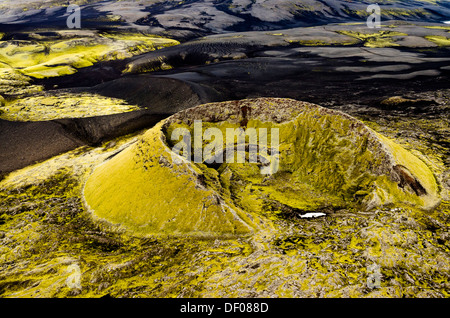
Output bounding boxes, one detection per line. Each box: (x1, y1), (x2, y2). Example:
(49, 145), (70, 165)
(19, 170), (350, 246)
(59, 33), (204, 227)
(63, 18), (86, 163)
(152, 50), (450, 107)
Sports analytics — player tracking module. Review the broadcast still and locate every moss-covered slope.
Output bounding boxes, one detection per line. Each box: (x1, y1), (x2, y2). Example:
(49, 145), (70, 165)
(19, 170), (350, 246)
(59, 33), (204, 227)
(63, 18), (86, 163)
(83, 121), (254, 237)
(0, 31), (179, 80)
(0, 92), (139, 121)
(83, 98), (440, 237)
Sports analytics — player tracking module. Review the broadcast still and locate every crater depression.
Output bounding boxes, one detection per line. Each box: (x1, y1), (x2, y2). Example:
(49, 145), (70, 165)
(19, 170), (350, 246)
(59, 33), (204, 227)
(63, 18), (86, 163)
(83, 98), (440, 237)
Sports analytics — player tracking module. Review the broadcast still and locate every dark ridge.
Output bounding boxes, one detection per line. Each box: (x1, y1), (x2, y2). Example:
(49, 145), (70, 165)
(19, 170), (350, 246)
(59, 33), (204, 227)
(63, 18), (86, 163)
(34, 58), (133, 91)
(0, 112), (169, 175)
(80, 75), (213, 110)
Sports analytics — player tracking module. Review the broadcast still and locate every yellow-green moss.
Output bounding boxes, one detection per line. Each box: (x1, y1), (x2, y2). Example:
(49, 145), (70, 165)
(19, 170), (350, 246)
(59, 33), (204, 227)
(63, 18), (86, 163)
(0, 68), (43, 96)
(0, 92), (140, 121)
(424, 26), (450, 30)
(424, 35), (450, 46)
(0, 136), (449, 297)
(84, 98), (440, 237)
(83, 122), (254, 237)
(336, 30), (408, 48)
(0, 32), (179, 79)
(376, 133), (439, 209)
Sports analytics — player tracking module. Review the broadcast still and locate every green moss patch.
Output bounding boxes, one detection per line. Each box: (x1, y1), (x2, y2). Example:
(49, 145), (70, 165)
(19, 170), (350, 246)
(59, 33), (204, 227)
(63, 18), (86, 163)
(83, 121), (254, 237)
(336, 30), (408, 48)
(424, 35), (450, 46)
(0, 92), (140, 121)
(0, 31), (179, 79)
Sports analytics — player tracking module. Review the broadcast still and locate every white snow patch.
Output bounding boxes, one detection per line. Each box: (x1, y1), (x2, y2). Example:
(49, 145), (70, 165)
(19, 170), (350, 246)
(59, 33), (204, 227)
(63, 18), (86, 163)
(300, 212), (326, 218)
